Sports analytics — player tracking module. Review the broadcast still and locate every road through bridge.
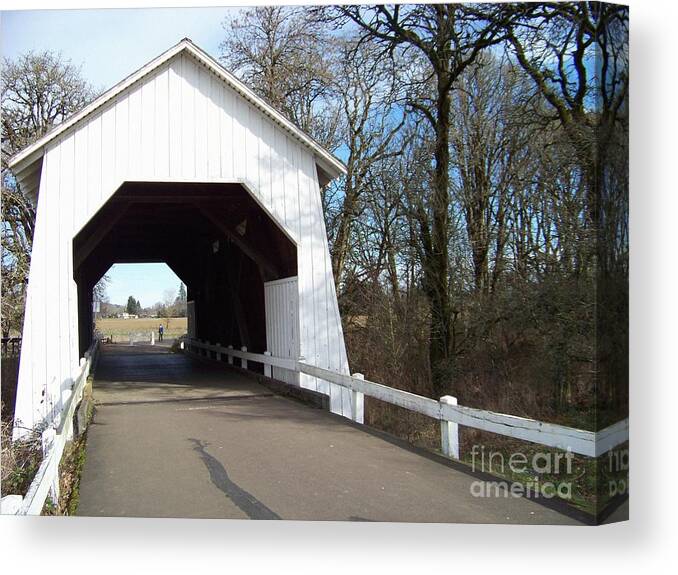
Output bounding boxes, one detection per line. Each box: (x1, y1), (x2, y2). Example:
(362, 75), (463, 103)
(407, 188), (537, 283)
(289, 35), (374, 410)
(75, 342), (583, 523)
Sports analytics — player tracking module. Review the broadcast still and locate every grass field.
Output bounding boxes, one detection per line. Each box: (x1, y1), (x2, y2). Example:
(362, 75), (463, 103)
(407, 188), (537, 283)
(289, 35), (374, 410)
(95, 317), (187, 340)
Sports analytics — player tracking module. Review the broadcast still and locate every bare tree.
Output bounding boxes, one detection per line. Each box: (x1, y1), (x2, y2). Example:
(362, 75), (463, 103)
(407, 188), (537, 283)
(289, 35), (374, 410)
(220, 6), (340, 149)
(501, 2), (629, 412)
(93, 274), (110, 304)
(502, 2), (628, 259)
(338, 4), (510, 397)
(328, 38), (405, 287)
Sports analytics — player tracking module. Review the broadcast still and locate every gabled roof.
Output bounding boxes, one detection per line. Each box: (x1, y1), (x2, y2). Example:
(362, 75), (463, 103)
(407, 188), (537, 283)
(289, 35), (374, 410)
(8, 38), (346, 184)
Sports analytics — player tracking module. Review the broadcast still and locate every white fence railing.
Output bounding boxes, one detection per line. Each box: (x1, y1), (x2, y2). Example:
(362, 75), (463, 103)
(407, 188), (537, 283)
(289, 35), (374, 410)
(2, 339), (100, 516)
(185, 338), (629, 459)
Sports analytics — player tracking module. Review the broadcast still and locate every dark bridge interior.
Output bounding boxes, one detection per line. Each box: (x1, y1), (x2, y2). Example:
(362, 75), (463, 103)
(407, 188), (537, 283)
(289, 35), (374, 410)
(73, 181), (297, 359)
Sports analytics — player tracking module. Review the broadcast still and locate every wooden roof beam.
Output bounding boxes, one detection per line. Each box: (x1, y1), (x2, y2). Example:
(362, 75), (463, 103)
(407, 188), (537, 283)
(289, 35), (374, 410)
(195, 204), (280, 280)
(73, 203), (130, 273)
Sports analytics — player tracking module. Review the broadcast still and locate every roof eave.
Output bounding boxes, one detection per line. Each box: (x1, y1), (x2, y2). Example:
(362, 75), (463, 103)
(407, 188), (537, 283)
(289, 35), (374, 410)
(7, 38), (348, 182)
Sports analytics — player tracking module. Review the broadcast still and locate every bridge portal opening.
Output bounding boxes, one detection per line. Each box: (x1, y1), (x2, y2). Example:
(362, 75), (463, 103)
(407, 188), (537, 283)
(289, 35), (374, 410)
(73, 181), (298, 368)
(93, 262), (188, 342)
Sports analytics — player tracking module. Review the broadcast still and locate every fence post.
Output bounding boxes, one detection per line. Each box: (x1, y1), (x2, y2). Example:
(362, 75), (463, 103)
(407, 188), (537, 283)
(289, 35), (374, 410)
(216, 343), (222, 361)
(205, 340), (211, 359)
(351, 373), (365, 424)
(151, 331), (155, 346)
(440, 395), (460, 460)
(241, 346), (248, 370)
(264, 351), (272, 378)
(49, 469), (60, 505)
(227, 345), (234, 365)
(84, 358), (90, 381)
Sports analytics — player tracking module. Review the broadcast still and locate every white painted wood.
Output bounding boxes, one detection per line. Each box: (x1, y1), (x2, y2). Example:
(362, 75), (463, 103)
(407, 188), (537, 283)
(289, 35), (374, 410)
(168, 57), (183, 179)
(8, 39), (346, 180)
(128, 86), (142, 180)
(207, 74), (221, 178)
(264, 276), (300, 385)
(12, 44), (351, 434)
(241, 346), (248, 370)
(220, 86), (234, 179)
(297, 361), (629, 458)
(181, 53), (196, 177)
(264, 351), (272, 378)
(438, 401), (595, 456)
(86, 113), (102, 214)
(300, 362), (442, 420)
(1, 495), (23, 515)
(351, 373), (365, 424)
(141, 78), (156, 173)
(187, 339), (629, 458)
(233, 96), (247, 180)
(114, 96), (129, 186)
(16, 340), (98, 515)
(246, 105), (260, 192)
(592, 418), (629, 457)
(195, 65), (210, 180)
(440, 396), (460, 459)
(191, 339), (297, 371)
(154, 66), (170, 178)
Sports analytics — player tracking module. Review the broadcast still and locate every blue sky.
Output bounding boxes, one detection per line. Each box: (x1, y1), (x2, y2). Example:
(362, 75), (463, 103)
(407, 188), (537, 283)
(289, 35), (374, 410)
(1, 6), (237, 90)
(102, 263), (183, 308)
(2, 6), (240, 305)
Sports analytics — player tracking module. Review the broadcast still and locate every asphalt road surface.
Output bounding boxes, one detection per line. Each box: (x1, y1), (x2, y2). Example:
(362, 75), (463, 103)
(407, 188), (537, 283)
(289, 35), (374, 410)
(77, 344), (587, 524)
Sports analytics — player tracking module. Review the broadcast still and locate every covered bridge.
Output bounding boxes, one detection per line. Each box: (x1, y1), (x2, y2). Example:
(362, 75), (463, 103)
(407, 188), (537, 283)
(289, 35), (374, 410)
(9, 38), (357, 434)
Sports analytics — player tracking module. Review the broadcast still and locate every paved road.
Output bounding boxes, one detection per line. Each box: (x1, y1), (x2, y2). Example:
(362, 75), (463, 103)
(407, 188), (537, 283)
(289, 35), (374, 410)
(77, 344), (585, 523)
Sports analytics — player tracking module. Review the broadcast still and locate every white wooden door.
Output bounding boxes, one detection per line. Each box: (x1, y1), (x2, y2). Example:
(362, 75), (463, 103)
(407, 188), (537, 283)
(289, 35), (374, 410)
(264, 276), (299, 385)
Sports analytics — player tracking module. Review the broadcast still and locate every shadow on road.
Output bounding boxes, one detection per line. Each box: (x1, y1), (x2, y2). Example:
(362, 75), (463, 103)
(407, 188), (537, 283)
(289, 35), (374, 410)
(188, 438), (281, 520)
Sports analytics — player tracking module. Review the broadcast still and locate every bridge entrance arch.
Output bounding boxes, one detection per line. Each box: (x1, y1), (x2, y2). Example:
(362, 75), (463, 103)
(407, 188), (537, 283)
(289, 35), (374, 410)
(73, 180), (298, 367)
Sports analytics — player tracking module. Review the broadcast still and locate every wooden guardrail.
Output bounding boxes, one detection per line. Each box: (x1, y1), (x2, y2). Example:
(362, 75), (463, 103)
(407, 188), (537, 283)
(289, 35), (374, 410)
(3, 339), (100, 516)
(186, 338), (629, 459)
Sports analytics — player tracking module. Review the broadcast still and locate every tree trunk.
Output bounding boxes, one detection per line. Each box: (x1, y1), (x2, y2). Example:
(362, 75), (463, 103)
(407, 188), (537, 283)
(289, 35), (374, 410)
(424, 74), (453, 399)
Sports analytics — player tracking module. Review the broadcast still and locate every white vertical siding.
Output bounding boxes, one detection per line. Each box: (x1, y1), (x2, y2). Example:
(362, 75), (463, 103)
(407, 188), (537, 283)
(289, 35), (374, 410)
(86, 113), (102, 214)
(73, 126), (89, 236)
(58, 135), (75, 389)
(181, 54), (196, 177)
(141, 80), (155, 173)
(220, 86), (234, 179)
(265, 277), (300, 386)
(260, 119), (274, 207)
(168, 58), (182, 179)
(207, 74), (221, 178)
(232, 94), (247, 180)
(101, 105), (117, 202)
(128, 86), (142, 179)
(15, 51), (352, 432)
(154, 66), (170, 178)
(114, 96), (129, 190)
(246, 104), (261, 193)
(195, 65), (209, 179)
